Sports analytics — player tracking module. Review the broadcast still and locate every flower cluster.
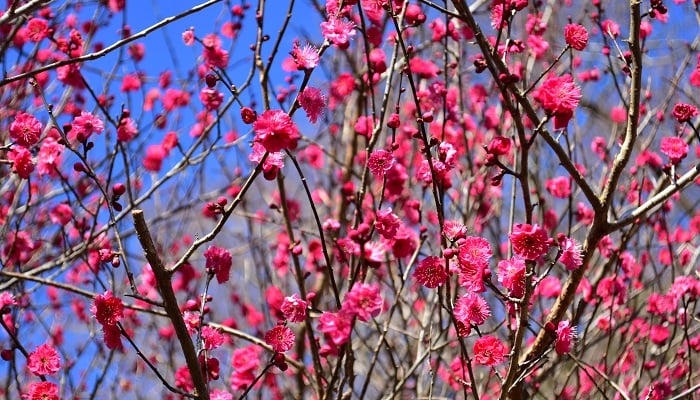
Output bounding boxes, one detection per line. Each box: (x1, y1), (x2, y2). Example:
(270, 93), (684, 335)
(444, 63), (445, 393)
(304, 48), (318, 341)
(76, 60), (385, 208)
(90, 291), (124, 350)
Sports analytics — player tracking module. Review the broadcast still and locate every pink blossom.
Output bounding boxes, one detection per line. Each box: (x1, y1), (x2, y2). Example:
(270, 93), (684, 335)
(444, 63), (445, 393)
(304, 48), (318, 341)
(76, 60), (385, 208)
(9, 112), (42, 148)
(564, 24), (589, 50)
(200, 87), (224, 111)
(672, 102), (698, 122)
(532, 74), (581, 128)
(204, 245), (232, 284)
(497, 257), (526, 297)
(182, 28), (195, 45)
(545, 176), (571, 198)
(660, 136), (689, 164)
(143, 145), (167, 172)
(49, 203), (72, 225)
(264, 325), (295, 352)
(318, 311), (352, 346)
(557, 234), (583, 270)
(280, 293), (308, 323)
(201, 326), (225, 350)
(555, 320), (576, 354)
(375, 208), (401, 239)
(321, 17), (356, 48)
(26, 18), (49, 42)
(8, 147), (35, 179)
(117, 117), (138, 142)
(473, 336), (508, 366)
(71, 111), (105, 142)
(120, 73), (141, 92)
(649, 324), (670, 345)
(367, 149), (395, 177)
(413, 256), (448, 288)
(253, 110), (300, 152)
(27, 343), (61, 376)
(91, 290), (124, 326)
(37, 135), (64, 176)
(454, 292), (491, 326)
(290, 41), (319, 70)
(102, 323), (123, 350)
(510, 223), (553, 261)
(456, 236), (492, 292)
(342, 283), (383, 322)
(409, 57), (440, 79)
(22, 381), (59, 400)
(298, 87), (326, 123)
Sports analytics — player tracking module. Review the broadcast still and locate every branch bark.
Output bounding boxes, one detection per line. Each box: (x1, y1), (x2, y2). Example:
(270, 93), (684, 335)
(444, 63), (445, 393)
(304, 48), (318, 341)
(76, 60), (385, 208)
(132, 209), (209, 400)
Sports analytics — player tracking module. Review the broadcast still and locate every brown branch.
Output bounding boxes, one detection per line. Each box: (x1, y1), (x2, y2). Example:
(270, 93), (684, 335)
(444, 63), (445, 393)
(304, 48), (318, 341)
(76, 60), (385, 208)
(517, 0), (645, 389)
(132, 209), (209, 400)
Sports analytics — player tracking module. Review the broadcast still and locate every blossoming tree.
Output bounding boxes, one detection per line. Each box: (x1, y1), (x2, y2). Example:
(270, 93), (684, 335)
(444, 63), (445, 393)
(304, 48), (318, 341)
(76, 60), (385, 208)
(0, 0), (699, 399)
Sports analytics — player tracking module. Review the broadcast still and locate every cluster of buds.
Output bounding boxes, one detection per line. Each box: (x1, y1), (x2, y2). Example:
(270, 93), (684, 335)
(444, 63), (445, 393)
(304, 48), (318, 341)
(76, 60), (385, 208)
(484, 137), (512, 186)
(99, 248), (121, 269)
(111, 182), (126, 212)
(205, 196), (228, 215)
(650, 0), (667, 15)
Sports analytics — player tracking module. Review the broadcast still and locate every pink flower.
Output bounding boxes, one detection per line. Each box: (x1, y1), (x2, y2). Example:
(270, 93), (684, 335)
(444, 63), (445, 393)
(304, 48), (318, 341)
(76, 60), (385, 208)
(545, 176), (571, 198)
(321, 17), (356, 49)
(26, 18), (49, 42)
(318, 311), (352, 346)
(510, 223), (553, 261)
(211, 389), (233, 400)
(456, 236), (492, 292)
(8, 147), (35, 179)
(204, 245), (232, 284)
(473, 336), (508, 366)
(486, 136), (512, 156)
(298, 87), (326, 123)
(27, 343), (61, 376)
(375, 208), (401, 239)
(554, 320), (576, 354)
(71, 111), (105, 142)
(280, 293), (308, 323)
(120, 73), (141, 92)
(91, 290), (124, 326)
(201, 326), (225, 350)
(532, 74), (581, 128)
(37, 135), (64, 176)
(102, 323), (123, 350)
(0, 292), (17, 309)
(490, 4), (507, 29)
(648, 324), (670, 346)
(660, 136), (689, 165)
(557, 234), (583, 270)
(22, 381), (59, 400)
(342, 283), (383, 322)
(200, 87), (224, 111)
(458, 236), (493, 270)
(143, 145), (167, 172)
(409, 57), (440, 79)
(367, 149), (395, 177)
(413, 256), (448, 288)
(564, 24), (589, 51)
(182, 28), (195, 45)
(117, 117), (138, 142)
(672, 102), (698, 123)
(497, 257), (526, 297)
(290, 41), (319, 70)
(253, 110), (300, 152)
(442, 220), (467, 242)
(10, 112), (42, 148)
(454, 292), (491, 326)
(264, 325), (295, 352)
